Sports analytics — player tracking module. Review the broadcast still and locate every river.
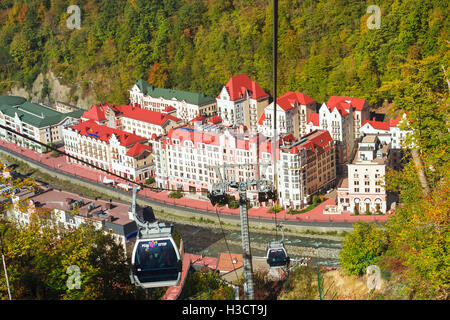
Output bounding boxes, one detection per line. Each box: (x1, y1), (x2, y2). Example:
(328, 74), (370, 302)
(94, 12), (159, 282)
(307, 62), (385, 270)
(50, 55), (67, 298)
(172, 222), (342, 268)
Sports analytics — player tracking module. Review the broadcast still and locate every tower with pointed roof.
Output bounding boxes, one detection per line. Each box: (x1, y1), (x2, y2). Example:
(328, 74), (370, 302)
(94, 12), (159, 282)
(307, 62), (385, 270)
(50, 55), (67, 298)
(216, 74), (269, 132)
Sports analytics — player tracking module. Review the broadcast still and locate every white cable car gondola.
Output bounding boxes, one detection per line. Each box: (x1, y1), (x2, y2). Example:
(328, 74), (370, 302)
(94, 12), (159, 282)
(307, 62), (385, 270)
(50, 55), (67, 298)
(266, 224), (290, 268)
(129, 187), (184, 289)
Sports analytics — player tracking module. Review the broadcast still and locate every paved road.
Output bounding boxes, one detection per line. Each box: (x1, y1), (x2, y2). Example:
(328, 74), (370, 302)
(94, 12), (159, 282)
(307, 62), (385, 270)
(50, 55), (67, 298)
(0, 144), (386, 230)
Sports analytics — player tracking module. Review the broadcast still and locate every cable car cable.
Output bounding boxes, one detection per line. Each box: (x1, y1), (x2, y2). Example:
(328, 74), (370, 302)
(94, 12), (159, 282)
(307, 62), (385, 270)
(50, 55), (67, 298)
(214, 206), (240, 284)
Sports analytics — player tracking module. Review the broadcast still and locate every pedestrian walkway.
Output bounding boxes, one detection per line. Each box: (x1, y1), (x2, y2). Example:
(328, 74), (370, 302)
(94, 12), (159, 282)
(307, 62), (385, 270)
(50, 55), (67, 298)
(0, 140), (390, 224)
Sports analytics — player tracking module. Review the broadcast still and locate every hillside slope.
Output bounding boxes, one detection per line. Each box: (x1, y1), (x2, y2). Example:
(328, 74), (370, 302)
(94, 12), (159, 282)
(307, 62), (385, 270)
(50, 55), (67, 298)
(0, 0), (448, 107)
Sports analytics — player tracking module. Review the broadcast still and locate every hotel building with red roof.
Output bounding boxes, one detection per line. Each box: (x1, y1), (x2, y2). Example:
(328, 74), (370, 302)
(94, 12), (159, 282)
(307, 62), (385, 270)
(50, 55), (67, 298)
(216, 74), (269, 132)
(258, 91), (317, 139)
(81, 103), (183, 142)
(153, 121), (335, 209)
(305, 98), (356, 173)
(259, 130), (336, 209)
(63, 119), (154, 181)
(326, 96), (370, 139)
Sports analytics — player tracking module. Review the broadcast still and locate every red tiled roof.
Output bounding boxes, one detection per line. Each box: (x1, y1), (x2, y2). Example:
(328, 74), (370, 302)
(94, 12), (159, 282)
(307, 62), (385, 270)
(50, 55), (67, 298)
(327, 96), (367, 111)
(287, 130), (333, 154)
(389, 116), (402, 127)
(190, 114), (206, 123)
(126, 143), (152, 156)
(82, 104), (106, 122)
(307, 113), (319, 126)
(276, 91), (316, 111)
(219, 74), (269, 101)
(71, 119), (147, 146)
(118, 104), (181, 126)
(217, 253), (243, 272)
(362, 119), (390, 131)
(207, 116), (222, 124)
(258, 113), (265, 125)
(163, 105), (176, 112)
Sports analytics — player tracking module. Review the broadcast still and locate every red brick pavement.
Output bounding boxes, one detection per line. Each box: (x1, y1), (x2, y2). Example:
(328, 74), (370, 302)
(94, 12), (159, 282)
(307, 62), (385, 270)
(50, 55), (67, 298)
(0, 140), (390, 223)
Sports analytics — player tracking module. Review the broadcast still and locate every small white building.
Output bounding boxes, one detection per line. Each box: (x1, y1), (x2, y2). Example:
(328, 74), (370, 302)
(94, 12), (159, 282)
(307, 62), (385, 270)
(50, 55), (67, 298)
(337, 134), (393, 214)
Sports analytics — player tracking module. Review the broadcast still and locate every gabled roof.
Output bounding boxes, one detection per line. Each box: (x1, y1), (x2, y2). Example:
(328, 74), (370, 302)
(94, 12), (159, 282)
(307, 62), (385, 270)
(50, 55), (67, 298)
(190, 114), (206, 123)
(118, 104), (182, 126)
(163, 105), (176, 113)
(126, 143), (152, 157)
(258, 113), (265, 125)
(330, 101), (349, 116)
(362, 119), (390, 131)
(82, 104), (106, 122)
(276, 91), (316, 111)
(71, 120), (147, 146)
(307, 113), (319, 126)
(217, 253), (243, 272)
(389, 116), (403, 127)
(207, 116), (222, 124)
(327, 96), (367, 112)
(219, 74), (269, 101)
(134, 79), (215, 106)
(285, 130), (333, 154)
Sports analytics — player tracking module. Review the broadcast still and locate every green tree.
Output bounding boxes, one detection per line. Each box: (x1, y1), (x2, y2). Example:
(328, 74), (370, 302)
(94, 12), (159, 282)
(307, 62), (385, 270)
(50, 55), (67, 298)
(181, 267), (234, 300)
(339, 222), (388, 276)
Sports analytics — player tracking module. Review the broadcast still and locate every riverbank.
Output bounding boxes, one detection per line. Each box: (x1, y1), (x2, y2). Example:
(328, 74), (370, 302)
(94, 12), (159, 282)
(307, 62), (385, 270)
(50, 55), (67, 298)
(0, 146), (357, 237)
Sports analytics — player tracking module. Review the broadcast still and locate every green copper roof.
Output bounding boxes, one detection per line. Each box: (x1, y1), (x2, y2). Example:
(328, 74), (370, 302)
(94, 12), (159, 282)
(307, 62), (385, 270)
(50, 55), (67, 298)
(135, 79), (215, 106)
(0, 96), (27, 106)
(0, 98), (83, 128)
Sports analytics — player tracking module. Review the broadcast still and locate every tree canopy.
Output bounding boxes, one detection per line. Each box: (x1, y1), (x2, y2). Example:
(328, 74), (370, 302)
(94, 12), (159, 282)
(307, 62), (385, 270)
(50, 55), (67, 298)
(0, 0), (447, 107)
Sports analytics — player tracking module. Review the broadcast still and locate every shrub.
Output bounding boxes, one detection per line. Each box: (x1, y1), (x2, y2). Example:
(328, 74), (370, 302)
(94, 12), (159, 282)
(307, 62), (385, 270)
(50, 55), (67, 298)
(228, 199), (239, 209)
(145, 176), (155, 185)
(268, 204), (282, 213)
(50, 150), (60, 158)
(168, 190), (183, 199)
(312, 195), (320, 205)
(339, 222), (388, 276)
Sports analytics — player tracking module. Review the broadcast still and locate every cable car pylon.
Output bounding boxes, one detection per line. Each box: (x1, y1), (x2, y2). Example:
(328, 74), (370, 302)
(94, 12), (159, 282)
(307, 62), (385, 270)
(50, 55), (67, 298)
(206, 163), (277, 300)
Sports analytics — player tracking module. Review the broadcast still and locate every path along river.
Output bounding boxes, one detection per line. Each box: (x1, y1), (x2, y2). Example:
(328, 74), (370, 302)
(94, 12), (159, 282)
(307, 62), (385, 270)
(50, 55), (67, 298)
(171, 222), (342, 268)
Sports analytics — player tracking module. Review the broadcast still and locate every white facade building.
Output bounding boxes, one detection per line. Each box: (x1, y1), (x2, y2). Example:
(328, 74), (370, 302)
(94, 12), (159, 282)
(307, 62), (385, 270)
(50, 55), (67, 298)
(258, 91), (317, 139)
(63, 119), (153, 181)
(337, 134), (393, 214)
(217, 74), (269, 132)
(129, 79), (216, 122)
